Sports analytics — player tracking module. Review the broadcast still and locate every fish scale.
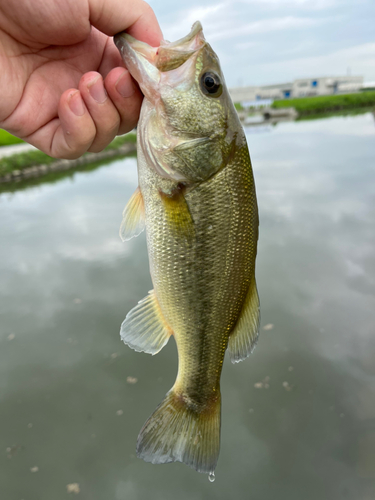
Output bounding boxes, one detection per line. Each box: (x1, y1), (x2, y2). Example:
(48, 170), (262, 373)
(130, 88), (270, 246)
(115, 21), (259, 475)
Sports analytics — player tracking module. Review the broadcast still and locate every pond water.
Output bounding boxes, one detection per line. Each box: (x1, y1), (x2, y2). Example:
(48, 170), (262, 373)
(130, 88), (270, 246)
(1, 112), (375, 500)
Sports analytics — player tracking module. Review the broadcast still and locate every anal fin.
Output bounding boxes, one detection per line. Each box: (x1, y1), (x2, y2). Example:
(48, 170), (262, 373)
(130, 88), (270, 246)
(120, 290), (172, 355)
(120, 186), (145, 241)
(228, 276), (260, 363)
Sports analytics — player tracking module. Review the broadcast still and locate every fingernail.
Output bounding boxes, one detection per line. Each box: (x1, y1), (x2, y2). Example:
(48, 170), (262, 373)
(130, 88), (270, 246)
(116, 71), (136, 98)
(68, 91), (85, 116)
(88, 75), (107, 103)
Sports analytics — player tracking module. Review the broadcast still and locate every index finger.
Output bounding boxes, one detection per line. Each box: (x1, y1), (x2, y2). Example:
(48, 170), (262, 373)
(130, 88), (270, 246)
(89, 0), (162, 46)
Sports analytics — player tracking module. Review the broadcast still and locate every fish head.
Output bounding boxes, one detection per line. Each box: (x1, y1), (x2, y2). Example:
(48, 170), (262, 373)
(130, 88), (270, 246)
(115, 22), (242, 183)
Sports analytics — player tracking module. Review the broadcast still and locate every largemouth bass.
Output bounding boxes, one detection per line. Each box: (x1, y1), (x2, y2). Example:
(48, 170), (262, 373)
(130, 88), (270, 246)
(114, 21), (259, 477)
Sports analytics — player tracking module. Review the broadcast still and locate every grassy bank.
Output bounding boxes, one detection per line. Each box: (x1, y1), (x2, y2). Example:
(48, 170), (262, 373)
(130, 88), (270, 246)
(272, 91), (375, 115)
(0, 129), (24, 146)
(297, 106), (374, 122)
(0, 132), (136, 178)
(0, 154), (133, 195)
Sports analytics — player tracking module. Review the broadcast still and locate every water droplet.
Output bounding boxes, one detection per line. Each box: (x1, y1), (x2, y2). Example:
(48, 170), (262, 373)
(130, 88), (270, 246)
(208, 472), (215, 483)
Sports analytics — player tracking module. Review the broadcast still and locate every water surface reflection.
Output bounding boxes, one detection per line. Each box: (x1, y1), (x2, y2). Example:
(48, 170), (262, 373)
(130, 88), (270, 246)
(0, 113), (374, 500)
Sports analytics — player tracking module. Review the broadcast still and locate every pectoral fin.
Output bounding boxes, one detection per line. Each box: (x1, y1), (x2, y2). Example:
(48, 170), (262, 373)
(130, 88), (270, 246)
(228, 277), (260, 363)
(119, 187), (145, 241)
(160, 187), (194, 239)
(120, 290), (173, 355)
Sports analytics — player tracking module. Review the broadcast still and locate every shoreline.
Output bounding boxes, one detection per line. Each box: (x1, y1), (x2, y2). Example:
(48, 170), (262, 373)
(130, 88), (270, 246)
(0, 139), (136, 184)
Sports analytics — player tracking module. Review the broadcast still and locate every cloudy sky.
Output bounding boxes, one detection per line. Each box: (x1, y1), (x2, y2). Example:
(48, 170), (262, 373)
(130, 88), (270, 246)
(149, 0), (375, 88)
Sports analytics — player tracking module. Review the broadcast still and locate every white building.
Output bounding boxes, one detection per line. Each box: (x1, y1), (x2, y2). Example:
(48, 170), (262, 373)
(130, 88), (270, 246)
(229, 76), (364, 103)
(229, 83), (292, 103)
(292, 76), (363, 97)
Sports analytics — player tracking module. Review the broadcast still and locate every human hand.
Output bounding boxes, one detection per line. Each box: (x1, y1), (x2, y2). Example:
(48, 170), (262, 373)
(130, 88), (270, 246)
(0, 0), (162, 158)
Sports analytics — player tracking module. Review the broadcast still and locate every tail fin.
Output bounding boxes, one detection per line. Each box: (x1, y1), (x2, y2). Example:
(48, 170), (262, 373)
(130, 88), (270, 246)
(136, 389), (221, 474)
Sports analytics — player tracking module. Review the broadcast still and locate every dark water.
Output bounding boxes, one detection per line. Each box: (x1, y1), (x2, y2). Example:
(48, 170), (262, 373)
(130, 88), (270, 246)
(1, 113), (375, 500)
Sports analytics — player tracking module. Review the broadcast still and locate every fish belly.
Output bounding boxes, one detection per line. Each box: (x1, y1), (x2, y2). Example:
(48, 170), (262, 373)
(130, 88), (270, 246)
(141, 142), (258, 408)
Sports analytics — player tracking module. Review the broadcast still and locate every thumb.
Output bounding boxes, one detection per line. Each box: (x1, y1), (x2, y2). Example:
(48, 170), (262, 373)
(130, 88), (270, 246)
(88, 0), (162, 46)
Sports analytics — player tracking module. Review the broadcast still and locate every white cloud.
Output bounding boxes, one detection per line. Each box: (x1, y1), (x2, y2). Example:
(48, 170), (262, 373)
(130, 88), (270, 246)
(164, 4), (327, 43)
(209, 16), (324, 41)
(239, 0), (337, 8)
(162, 4), (227, 41)
(252, 42), (375, 83)
(235, 41), (258, 50)
(155, 0), (374, 85)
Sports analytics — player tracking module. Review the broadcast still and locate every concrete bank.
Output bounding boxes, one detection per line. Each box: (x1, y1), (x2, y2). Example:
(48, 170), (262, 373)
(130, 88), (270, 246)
(0, 142), (136, 184)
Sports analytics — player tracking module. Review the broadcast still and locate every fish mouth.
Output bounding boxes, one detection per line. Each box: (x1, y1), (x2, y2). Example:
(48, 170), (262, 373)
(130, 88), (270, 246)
(114, 21), (206, 103)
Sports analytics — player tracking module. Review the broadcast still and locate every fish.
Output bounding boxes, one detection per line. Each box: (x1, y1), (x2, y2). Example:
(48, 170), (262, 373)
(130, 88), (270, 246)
(114, 21), (260, 477)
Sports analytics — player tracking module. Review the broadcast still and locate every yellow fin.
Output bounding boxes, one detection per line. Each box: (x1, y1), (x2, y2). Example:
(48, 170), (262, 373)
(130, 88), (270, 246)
(137, 388), (220, 474)
(160, 187), (194, 238)
(120, 290), (172, 355)
(119, 187), (145, 241)
(228, 277), (260, 363)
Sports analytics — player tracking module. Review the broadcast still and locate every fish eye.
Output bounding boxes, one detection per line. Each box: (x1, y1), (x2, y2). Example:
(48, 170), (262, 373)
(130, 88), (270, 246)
(200, 72), (222, 97)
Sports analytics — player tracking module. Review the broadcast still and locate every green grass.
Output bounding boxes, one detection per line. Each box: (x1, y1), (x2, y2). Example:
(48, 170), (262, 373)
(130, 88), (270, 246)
(296, 106), (374, 122)
(0, 129), (24, 146)
(0, 132), (136, 177)
(272, 91), (375, 114)
(234, 102), (244, 111)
